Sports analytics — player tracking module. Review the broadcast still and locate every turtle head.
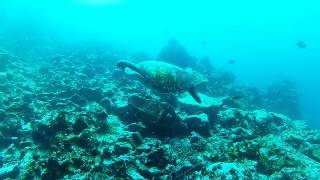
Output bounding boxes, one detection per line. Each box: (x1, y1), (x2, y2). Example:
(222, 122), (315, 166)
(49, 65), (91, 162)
(116, 60), (145, 78)
(116, 61), (129, 71)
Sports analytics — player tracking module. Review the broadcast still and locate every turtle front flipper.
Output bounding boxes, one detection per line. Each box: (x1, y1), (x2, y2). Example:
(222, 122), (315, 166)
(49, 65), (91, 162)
(188, 85), (202, 103)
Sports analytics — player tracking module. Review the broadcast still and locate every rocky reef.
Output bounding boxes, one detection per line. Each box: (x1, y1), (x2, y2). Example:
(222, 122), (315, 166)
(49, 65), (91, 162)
(0, 48), (319, 179)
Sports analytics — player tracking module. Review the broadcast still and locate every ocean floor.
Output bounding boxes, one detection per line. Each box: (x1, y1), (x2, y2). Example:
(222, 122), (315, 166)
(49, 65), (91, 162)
(0, 49), (320, 179)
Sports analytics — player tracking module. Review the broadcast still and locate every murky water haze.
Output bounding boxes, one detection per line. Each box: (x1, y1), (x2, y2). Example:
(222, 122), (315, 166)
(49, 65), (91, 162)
(1, 0), (319, 126)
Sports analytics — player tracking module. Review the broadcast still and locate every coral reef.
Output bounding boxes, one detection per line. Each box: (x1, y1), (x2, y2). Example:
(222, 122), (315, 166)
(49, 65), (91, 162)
(0, 49), (319, 179)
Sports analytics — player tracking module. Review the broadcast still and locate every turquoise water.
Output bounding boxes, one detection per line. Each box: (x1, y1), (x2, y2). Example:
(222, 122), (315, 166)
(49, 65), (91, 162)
(1, 1), (320, 179)
(2, 0), (319, 125)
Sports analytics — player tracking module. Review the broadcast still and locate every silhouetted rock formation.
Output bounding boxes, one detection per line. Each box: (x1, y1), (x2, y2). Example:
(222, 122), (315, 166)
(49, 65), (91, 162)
(265, 79), (301, 119)
(158, 39), (196, 68)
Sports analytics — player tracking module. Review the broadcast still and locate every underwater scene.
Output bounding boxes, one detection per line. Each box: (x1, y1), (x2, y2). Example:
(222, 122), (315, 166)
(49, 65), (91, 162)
(1, 0), (320, 179)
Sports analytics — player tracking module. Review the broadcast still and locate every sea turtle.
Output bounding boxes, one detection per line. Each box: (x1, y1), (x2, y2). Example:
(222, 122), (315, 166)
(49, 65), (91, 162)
(116, 60), (202, 103)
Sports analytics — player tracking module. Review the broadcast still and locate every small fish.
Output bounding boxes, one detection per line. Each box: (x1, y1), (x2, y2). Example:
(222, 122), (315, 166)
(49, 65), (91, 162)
(200, 40), (207, 46)
(164, 30), (171, 37)
(228, 59), (236, 65)
(296, 40), (307, 49)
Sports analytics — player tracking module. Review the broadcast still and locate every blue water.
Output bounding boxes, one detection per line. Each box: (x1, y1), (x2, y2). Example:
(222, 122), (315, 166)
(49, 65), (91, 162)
(1, 0), (319, 126)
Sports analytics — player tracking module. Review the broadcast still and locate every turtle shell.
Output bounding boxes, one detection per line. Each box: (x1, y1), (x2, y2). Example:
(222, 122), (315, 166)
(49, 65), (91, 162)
(137, 61), (193, 93)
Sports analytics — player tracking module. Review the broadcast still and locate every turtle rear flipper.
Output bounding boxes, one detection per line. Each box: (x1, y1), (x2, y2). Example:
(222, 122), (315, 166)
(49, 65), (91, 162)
(188, 85), (202, 103)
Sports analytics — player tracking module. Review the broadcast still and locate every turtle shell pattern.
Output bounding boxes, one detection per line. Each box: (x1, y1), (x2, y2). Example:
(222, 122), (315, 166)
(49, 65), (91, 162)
(137, 61), (193, 93)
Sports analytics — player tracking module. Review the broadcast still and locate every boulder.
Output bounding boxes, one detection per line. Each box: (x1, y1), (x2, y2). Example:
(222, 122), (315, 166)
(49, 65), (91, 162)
(258, 136), (320, 177)
(109, 159), (128, 177)
(125, 122), (146, 133)
(73, 115), (89, 135)
(113, 142), (132, 156)
(0, 162), (19, 179)
(0, 117), (21, 136)
(178, 93), (223, 123)
(131, 132), (143, 146)
(0, 136), (19, 148)
(127, 168), (145, 180)
(78, 87), (103, 102)
(41, 158), (67, 179)
(217, 108), (246, 128)
(189, 132), (207, 151)
(31, 112), (69, 146)
(173, 161), (202, 179)
(118, 95), (188, 137)
(99, 97), (112, 112)
(145, 147), (170, 169)
(184, 113), (210, 137)
(206, 162), (255, 179)
(251, 110), (286, 135)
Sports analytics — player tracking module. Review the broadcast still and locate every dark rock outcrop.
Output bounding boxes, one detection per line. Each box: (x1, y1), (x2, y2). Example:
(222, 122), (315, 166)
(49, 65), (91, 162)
(117, 95), (188, 137)
(158, 39), (196, 68)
